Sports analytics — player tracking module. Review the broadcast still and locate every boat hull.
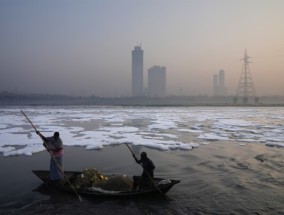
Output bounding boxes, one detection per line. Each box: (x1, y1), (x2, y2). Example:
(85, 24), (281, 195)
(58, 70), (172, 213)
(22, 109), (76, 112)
(32, 170), (180, 198)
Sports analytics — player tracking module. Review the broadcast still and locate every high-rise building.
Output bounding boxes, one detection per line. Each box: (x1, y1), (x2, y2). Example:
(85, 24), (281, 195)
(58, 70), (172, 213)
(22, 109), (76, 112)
(213, 74), (219, 96)
(148, 66), (166, 97)
(132, 46), (144, 97)
(219, 70), (225, 89)
(213, 69), (227, 96)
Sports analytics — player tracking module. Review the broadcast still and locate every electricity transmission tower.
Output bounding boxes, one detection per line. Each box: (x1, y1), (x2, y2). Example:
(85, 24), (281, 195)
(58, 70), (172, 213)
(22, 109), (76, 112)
(236, 49), (256, 104)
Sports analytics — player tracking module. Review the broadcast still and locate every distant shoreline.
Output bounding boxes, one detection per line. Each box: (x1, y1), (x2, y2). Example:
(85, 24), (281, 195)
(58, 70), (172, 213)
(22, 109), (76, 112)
(1, 93), (284, 106)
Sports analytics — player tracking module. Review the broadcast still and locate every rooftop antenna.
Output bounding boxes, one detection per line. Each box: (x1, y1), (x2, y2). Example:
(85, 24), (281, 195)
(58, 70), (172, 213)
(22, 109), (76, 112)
(236, 49), (256, 104)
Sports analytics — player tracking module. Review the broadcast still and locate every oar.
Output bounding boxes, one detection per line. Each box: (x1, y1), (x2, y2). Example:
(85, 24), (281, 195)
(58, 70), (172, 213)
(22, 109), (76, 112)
(20, 110), (83, 201)
(124, 143), (165, 197)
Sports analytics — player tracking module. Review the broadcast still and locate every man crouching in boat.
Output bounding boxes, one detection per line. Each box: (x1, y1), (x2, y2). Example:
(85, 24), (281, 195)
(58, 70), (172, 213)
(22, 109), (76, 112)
(133, 151), (155, 191)
(37, 131), (64, 182)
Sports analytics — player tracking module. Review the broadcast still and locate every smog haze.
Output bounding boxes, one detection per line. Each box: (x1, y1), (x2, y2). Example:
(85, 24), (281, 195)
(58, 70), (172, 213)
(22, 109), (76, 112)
(1, 0), (284, 97)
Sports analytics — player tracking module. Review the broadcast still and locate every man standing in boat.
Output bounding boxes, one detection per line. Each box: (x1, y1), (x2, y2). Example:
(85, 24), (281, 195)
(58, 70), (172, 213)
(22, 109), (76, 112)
(37, 131), (64, 181)
(133, 151), (155, 190)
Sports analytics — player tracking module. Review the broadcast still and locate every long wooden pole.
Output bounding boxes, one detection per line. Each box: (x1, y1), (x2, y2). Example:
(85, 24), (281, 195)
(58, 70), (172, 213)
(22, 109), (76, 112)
(20, 110), (82, 201)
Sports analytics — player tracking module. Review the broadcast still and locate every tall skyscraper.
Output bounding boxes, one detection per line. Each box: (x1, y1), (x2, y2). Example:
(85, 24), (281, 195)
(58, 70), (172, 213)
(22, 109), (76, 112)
(132, 46), (144, 97)
(148, 66), (166, 97)
(213, 69), (227, 96)
(219, 69), (225, 90)
(213, 74), (219, 96)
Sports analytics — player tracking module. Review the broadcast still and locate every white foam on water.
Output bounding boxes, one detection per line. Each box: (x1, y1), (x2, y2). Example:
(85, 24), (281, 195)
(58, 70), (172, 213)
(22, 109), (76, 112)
(198, 132), (230, 141)
(0, 106), (284, 156)
(0, 124), (7, 129)
(177, 128), (202, 133)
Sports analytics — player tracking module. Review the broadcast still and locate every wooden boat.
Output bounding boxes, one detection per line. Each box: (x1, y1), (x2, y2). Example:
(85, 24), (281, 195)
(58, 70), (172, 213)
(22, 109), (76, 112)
(32, 170), (180, 198)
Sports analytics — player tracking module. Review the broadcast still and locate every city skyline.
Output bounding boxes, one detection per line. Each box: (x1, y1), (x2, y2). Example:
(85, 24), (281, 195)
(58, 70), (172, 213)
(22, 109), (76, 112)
(0, 1), (283, 97)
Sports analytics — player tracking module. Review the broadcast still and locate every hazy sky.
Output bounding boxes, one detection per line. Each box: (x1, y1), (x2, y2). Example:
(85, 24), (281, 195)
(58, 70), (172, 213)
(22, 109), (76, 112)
(1, 0), (283, 97)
